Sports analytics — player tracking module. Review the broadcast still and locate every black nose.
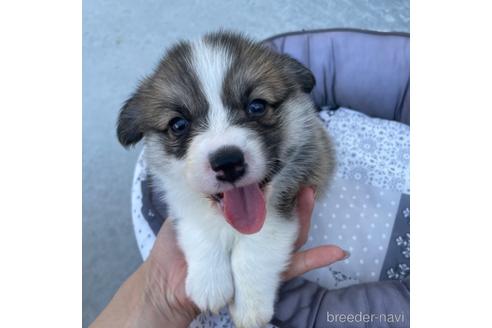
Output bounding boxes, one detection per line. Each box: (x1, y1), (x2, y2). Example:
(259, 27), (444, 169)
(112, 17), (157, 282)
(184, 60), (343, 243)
(209, 146), (246, 183)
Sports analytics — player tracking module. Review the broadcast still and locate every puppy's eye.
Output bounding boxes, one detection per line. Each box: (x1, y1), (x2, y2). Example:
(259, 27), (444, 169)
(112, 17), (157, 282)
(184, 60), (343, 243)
(246, 99), (267, 117)
(169, 117), (190, 135)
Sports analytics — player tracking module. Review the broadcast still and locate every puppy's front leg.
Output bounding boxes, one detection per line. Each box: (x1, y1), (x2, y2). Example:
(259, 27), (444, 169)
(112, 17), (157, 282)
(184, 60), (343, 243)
(175, 219), (234, 313)
(229, 214), (298, 328)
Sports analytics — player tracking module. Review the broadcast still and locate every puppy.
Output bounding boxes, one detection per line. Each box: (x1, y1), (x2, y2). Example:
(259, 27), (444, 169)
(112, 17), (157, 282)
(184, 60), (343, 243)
(117, 31), (334, 328)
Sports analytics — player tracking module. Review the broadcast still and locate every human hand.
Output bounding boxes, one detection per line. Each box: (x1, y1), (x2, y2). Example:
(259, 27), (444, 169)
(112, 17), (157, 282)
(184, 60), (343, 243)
(285, 187), (347, 280)
(143, 186), (346, 326)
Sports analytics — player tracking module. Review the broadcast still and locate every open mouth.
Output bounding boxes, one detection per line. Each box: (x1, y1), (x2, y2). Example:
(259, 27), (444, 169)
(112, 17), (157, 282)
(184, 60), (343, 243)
(209, 178), (270, 234)
(211, 178), (269, 204)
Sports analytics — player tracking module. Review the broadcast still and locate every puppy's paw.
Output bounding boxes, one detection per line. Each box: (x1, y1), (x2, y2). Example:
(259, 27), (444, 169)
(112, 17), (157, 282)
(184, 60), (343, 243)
(185, 266), (234, 313)
(229, 298), (273, 328)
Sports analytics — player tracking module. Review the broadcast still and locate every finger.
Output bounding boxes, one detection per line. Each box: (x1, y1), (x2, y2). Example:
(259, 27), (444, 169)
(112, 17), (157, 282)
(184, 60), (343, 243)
(283, 245), (347, 281)
(153, 218), (183, 256)
(159, 219), (177, 241)
(294, 187), (315, 250)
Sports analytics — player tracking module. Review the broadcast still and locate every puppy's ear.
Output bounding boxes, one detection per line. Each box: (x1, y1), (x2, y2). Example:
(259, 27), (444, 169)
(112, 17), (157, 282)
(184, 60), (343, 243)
(281, 55), (316, 93)
(117, 95), (143, 147)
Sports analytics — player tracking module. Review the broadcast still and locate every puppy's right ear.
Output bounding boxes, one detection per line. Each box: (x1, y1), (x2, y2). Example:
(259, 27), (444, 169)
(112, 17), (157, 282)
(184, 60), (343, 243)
(117, 95), (143, 147)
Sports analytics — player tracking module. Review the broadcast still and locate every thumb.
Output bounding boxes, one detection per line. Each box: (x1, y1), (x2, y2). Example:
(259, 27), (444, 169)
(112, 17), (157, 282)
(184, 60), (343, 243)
(283, 245), (347, 281)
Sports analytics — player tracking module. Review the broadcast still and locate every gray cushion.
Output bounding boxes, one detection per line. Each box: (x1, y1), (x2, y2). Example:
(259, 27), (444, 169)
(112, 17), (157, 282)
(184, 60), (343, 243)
(263, 29), (410, 125)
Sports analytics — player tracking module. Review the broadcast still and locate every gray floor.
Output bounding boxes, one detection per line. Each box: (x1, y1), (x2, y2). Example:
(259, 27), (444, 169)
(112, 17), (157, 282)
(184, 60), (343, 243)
(82, 1), (409, 326)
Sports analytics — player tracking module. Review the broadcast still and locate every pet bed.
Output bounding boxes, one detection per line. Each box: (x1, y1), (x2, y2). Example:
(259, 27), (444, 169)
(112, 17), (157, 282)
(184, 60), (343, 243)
(130, 28), (410, 327)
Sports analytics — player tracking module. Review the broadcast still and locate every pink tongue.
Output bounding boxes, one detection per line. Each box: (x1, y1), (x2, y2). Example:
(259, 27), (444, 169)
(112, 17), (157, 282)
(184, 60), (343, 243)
(223, 184), (266, 234)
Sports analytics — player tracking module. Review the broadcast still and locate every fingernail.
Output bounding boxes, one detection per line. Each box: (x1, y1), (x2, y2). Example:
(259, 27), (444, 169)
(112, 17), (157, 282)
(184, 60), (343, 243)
(305, 186), (315, 197)
(341, 250), (351, 260)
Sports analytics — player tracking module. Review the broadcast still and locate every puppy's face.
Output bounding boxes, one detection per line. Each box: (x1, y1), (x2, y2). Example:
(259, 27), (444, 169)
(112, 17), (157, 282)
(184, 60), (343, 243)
(118, 32), (315, 233)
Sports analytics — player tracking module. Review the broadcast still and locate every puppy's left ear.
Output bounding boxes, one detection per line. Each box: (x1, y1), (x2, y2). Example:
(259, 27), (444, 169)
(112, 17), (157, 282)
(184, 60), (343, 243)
(117, 95), (143, 148)
(281, 55), (316, 93)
